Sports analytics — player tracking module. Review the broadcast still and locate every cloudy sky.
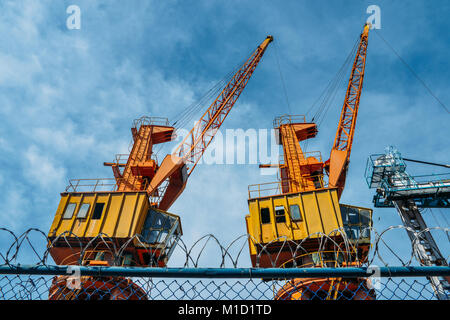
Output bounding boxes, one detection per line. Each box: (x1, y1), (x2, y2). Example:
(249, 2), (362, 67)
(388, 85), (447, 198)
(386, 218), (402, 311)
(0, 0), (448, 267)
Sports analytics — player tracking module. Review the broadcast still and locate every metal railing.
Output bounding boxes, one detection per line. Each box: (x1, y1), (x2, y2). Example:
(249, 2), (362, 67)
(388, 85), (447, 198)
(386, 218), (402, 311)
(132, 116), (170, 129)
(248, 175), (328, 199)
(64, 177), (152, 193)
(279, 150), (323, 164)
(65, 178), (120, 192)
(248, 180), (286, 199)
(381, 173), (450, 192)
(273, 115), (306, 128)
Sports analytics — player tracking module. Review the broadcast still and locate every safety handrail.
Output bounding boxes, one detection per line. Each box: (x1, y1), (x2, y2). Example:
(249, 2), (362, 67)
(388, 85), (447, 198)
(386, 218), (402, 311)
(248, 175), (328, 199)
(273, 115), (306, 128)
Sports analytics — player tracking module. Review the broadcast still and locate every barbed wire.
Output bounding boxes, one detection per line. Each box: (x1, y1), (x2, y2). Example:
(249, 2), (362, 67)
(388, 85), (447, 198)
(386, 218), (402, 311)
(0, 226), (448, 300)
(0, 226), (448, 268)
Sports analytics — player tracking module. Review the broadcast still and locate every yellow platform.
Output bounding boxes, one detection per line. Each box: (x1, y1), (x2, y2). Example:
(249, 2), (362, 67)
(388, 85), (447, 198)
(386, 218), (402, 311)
(48, 191), (182, 266)
(245, 187), (372, 267)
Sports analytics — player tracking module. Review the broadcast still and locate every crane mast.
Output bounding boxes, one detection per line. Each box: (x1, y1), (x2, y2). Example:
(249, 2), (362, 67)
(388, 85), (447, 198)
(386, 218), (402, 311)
(326, 23), (370, 198)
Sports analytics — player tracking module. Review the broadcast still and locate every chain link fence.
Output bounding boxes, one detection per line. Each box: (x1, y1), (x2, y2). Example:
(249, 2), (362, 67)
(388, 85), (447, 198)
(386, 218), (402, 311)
(0, 266), (445, 300)
(0, 227), (449, 300)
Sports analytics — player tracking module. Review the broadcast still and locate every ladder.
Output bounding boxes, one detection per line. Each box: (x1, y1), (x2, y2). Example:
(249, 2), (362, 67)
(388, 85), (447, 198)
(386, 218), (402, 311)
(280, 124), (305, 192)
(118, 125), (153, 191)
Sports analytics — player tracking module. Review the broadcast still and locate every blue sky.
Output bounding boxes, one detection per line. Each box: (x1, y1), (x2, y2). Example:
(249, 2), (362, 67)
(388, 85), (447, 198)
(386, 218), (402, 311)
(0, 0), (448, 267)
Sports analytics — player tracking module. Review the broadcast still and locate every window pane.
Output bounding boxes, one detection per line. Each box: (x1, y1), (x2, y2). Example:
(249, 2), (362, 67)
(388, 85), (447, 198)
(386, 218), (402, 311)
(92, 203), (105, 220)
(162, 216), (172, 231)
(77, 203), (90, 219)
(154, 213), (164, 229)
(340, 205), (349, 225)
(360, 209), (371, 227)
(141, 209), (177, 244)
(289, 204), (302, 221)
(352, 226), (360, 239)
(260, 208), (271, 224)
(275, 206), (286, 223)
(146, 230), (159, 243)
(159, 230), (168, 243)
(63, 203), (77, 219)
(348, 208), (360, 224)
(344, 226), (356, 240)
(361, 227), (370, 239)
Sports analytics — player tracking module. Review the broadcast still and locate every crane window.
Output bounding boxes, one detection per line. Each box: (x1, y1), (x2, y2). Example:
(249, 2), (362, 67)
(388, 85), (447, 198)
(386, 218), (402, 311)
(340, 204), (372, 242)
(63, 203), (77, 219)
(92, 203), (105, 220)
(289, 204), (302, 221)
(141, 209), (177, 244)
(275, 206), (286, 223)
(77, 203), (90, 219)
(260, 208), (271, 224)
(360, 208), (371, 227)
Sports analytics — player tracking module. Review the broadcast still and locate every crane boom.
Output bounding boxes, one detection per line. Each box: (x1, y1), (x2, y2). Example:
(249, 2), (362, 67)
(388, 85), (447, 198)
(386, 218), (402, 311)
(147, 36), (273, 210)
(327, 24), (370, 198)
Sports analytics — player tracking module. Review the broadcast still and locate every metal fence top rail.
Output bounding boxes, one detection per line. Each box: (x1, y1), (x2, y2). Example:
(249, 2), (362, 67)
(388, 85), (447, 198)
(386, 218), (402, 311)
(1, 265), (449, 279)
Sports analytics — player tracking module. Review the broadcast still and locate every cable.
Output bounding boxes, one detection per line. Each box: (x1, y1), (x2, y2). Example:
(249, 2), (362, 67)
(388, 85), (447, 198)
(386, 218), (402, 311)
(428, 208), (450, 243)
(436, 208), (450, 243)
(301, 35), (359, 153)
(306, 36), (359, 127)
(436, 208), (449, 226)
(274, 40), (292, 114)
(403, 157), (450, 169)
(374, 29), (449, 114)
(153, 48), (254, 158)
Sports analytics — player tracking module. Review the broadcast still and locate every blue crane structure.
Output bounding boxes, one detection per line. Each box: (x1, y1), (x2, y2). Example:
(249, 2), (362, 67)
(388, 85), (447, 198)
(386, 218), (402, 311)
(365, 146), (450, 300)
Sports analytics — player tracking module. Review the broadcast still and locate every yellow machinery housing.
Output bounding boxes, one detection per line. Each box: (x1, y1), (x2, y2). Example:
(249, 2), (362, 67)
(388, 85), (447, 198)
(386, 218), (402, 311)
(48, 191), (182, 267)
(245, 187), (372, 268)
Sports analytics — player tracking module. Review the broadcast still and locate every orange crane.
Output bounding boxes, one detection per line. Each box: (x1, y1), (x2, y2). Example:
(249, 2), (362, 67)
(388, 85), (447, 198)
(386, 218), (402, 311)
(267, 24), (370, 199)
(246, 24), (374, 300)
(326, 23), (370, 198)
(47, 36), (272, 300)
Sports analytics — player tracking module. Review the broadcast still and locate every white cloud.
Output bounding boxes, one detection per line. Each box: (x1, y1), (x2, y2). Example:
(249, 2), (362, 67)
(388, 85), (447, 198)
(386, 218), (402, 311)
(23, 145), (66, 190)
(0, 53), (42, 87)
(0, 186), (32, 232)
